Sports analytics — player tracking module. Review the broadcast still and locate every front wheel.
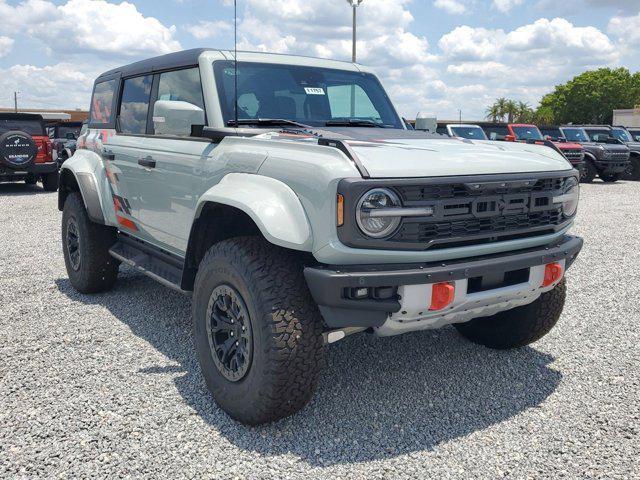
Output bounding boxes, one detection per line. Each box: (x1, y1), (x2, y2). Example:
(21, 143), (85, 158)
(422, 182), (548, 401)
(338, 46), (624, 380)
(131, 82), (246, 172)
(454, 280), (566, 349)
(62, 192), (119, 293)
(192, 237), (324, 425)
(626, 157), (640, 181)
(582, 159), (597, 183)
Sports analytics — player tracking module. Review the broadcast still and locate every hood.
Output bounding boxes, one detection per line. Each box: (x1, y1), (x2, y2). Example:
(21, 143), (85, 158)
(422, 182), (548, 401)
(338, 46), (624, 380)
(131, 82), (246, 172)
(624, 141), (640, 152)
(554, 142), (583, 150)
(314, 127), (572, 178)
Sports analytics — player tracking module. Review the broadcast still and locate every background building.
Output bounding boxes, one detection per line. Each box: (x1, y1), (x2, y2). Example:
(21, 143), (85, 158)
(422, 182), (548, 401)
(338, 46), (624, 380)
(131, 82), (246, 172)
(613, 108), (640, 127)
(0, 108), (88, 123)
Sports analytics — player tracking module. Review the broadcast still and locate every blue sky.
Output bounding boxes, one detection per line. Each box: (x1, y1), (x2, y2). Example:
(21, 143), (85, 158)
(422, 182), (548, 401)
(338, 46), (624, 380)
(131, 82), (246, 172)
(0, 0), (638, 119)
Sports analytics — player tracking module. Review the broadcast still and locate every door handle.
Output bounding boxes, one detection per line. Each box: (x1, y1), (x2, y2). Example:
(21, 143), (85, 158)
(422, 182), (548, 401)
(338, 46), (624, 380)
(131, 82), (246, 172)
(138, 156), (156, 168)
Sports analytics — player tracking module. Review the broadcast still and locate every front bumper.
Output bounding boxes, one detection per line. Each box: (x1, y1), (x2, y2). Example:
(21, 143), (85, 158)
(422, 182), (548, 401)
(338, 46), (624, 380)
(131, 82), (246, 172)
(594, 159), (630, 173)
(304, 234), (583, 331)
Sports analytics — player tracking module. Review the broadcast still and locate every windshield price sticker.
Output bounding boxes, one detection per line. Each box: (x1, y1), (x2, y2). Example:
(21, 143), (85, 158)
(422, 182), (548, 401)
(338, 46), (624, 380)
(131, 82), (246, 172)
(304, 87), (325, 95)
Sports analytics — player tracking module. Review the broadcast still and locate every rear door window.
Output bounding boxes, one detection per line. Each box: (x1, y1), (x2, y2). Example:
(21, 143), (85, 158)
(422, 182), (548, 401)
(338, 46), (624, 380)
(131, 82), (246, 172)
(90, 79), (117, 124)
(119, 75), (153, 135)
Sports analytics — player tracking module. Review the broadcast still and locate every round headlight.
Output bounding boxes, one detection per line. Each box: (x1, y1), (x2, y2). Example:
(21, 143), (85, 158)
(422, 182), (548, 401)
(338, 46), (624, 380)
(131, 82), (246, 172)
(356, 188), (402, 238)
(562, 177), (580, 217)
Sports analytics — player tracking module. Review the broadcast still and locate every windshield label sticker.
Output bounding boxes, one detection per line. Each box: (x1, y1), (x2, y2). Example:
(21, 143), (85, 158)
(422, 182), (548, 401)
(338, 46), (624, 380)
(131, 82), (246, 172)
(153, 116), (166, 123)
(304, 87), (325, 95)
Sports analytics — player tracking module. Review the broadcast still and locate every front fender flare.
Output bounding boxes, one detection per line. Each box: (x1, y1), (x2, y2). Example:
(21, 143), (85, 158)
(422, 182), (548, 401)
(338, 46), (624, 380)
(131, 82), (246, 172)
(196, 173), (313, 251)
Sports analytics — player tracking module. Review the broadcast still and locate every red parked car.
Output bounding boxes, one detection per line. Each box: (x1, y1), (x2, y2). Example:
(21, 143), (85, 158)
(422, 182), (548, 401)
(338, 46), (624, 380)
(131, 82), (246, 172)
(0, 113), (58, 191)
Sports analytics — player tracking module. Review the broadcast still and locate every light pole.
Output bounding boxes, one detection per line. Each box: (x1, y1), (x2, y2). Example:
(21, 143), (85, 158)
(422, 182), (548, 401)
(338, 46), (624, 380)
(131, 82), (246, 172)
(347, 0), (364, 63)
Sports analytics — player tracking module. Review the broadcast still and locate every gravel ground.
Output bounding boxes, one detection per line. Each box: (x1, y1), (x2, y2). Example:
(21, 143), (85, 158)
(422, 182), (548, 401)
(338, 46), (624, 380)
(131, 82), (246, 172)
(1, 180), (638, 479)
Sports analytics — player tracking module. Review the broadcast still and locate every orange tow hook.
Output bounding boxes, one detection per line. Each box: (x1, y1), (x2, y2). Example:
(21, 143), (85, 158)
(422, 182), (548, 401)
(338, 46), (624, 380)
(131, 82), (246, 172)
(542, 262), (563, 287)
(429, 282), (456, 311)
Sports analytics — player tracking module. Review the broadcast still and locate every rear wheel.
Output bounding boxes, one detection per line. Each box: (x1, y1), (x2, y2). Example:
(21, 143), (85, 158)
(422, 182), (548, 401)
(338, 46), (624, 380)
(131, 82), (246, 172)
(192, 237), (324, 425)
(599, 172), (620, 183)
(42, 172), (59, 191)
(582, 159), (597, 183)
(62, 192), (119, 293)
(454, 280), (566, 349)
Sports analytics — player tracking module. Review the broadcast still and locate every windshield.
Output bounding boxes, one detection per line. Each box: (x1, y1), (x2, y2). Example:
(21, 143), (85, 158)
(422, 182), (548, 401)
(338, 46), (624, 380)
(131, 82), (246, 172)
(540, 127), (561, 139)
(610, 127), (631, 142)
(214, 61), (403, 128)
(628, 129), (640, 141)
(0, 119), (44, 135)
(512, 126), (543, 141)
(58, 126), (81, 138)
(562, 128), (590, 142)
(449, 126), (487, 140)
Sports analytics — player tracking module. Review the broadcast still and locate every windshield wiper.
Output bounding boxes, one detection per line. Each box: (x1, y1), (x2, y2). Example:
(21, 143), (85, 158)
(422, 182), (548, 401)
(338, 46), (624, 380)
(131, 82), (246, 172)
(227, 118), (314, 130)
(325, 118), (389, 128)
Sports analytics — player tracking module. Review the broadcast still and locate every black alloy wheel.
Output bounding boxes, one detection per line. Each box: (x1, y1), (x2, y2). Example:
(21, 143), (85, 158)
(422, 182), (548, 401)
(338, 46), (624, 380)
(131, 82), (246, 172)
(206, 284), (253, 382)
(66, 216), (81, 271)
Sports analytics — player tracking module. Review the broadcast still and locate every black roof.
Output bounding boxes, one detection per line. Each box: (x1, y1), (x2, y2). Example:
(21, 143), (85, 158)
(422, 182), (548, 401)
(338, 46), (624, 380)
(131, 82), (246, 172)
(97, 48), (211, 80)
(0, 113), (44, 122)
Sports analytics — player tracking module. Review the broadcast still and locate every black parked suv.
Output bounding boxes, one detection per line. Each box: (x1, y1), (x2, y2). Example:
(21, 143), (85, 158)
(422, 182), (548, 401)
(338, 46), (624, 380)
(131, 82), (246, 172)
(559, 126), (631, 182)
(610, 126), (640, 180)
(47, 121), (83, 166)
(0, 113), (58, 190)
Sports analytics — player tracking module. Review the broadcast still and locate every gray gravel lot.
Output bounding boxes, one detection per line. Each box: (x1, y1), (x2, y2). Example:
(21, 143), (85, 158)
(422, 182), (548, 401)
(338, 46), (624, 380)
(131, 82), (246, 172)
(1, 180), (639, 479)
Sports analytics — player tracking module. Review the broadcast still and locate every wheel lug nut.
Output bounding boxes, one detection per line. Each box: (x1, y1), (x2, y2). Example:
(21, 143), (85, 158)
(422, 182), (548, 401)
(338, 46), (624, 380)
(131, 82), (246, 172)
(230, 332), (234, 336)
(236, 341), (239, 346)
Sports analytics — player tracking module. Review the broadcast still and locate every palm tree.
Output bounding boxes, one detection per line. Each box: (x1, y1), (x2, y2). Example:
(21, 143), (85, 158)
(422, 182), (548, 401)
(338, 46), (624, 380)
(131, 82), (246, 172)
(485, 103), (502, 122)
(504, 99), (519, 123)
(516, 101), (533, 122)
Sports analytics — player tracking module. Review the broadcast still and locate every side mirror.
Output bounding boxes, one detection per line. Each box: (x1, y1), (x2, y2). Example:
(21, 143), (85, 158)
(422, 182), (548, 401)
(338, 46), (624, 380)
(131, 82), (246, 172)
(153, 100), (205, 136)
(505, 134), (516, 142)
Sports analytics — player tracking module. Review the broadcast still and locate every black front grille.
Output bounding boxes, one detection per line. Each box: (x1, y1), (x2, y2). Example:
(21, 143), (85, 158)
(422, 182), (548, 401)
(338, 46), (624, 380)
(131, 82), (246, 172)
(391, 176), (571, 248)
(563, 149), (583, 160)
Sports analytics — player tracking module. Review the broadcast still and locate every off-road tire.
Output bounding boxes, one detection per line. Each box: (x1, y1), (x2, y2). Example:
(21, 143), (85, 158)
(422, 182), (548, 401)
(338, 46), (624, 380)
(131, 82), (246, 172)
(626, 156), (640, 181)
(582, 159), (597, 183)
(62, 192), (119, 293)
(24, 175), (37, 185)
(599, 172), (620, 183)
(454, 280), (566, 349)
(42, 172), (59, 191)
(192, 236), (324, 425)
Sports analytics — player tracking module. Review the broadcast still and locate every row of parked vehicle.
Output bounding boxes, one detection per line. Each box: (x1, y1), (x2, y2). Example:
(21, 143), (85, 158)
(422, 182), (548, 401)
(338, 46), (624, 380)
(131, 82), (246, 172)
(437, 122), (640, 183)
(0, 113), (83, 190)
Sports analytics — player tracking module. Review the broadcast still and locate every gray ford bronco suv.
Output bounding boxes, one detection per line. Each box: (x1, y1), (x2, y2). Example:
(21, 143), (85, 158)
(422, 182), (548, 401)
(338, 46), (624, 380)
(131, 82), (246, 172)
(58, 49), (583, 425)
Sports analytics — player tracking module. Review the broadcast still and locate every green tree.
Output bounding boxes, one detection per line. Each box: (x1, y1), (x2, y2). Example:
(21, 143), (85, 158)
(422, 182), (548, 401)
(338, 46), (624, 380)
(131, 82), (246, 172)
(535, 68), (637, 125)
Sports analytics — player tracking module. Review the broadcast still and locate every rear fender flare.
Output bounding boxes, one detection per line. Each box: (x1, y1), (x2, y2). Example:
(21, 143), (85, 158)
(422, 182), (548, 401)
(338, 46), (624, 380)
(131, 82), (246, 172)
(58, 151), (109, 224)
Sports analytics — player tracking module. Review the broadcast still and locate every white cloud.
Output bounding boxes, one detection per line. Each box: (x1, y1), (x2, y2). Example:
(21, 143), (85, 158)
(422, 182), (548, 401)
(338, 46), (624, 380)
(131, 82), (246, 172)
(438, 26), (505, 61)
(433, 0), (467, 15)
(0, 0), (181, 58)
(505, 18), (618, 63)
(608, 12), (640, 48)
(492, 0), (524, 13)
(0, 63), (101, 109)
(0, 36), (13, 57)
(187, 20), (232, 40)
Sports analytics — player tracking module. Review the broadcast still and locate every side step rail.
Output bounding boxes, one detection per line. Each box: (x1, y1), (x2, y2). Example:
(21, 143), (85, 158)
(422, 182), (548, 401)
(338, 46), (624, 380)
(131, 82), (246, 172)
(109, 235), (188, 294)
